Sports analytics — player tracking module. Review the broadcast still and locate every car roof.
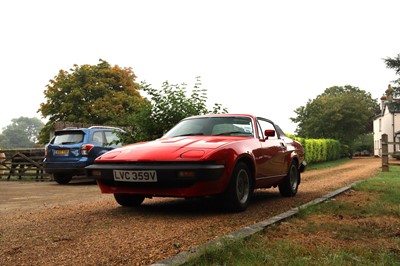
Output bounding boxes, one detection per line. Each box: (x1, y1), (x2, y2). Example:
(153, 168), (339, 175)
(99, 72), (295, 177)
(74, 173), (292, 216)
(58, 126), (122, 131)
(183, 114), (256, 120)
(55, 126), (124, 134)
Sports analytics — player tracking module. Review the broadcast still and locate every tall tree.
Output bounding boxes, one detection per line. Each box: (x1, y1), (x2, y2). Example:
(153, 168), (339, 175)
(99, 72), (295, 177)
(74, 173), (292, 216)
(384, 53), (400, 96)
(0, 117), (44, 148)
(120, 77), (228, 143)
(38, 59), (147, 143)
(291, 85), (379, 146)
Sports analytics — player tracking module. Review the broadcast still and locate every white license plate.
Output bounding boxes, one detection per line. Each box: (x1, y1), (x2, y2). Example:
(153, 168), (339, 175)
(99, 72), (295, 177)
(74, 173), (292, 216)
(113, 170), (157, 182)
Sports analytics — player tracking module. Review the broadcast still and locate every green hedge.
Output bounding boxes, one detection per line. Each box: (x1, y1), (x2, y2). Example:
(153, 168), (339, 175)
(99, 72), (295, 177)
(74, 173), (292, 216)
(290, 136), (341, 164)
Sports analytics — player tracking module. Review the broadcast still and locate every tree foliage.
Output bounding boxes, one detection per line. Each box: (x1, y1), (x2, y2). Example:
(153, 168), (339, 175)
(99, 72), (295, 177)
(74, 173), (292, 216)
(120, 77), (228, 143)
(291, 85), (379, 146)
(37, 59), (226, 145)
(353, 133), (374, 154)
(0, 117), (44, 148)
(384, 53), (400, 96)
(37, 59), (147, 143)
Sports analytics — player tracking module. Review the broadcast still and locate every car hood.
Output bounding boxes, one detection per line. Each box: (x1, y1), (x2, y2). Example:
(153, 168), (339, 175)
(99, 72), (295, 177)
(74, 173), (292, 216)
(96, 136), (247, 162)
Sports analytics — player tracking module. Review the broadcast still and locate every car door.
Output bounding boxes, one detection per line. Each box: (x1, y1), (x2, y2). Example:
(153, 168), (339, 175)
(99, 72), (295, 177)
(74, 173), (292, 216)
(254, 118), (287, 183)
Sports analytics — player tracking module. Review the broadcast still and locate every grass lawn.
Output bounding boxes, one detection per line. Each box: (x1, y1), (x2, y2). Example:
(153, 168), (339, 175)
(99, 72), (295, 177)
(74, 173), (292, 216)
(184, 165), (400, 266)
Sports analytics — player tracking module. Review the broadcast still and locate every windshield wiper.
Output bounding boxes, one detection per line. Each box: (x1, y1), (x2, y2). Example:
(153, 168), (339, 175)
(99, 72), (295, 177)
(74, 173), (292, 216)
(213, 131), (252, 136)
(174, 133), (204, 137)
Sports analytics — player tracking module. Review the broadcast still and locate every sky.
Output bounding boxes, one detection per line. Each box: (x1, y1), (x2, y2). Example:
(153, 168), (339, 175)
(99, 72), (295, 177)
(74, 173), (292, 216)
(1, 0), (399, 135)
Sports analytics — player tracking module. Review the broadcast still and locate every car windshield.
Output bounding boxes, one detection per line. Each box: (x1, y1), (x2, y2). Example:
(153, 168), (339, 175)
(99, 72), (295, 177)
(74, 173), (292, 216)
(163, 116), (254, 138)
(53, 132), (84, 145)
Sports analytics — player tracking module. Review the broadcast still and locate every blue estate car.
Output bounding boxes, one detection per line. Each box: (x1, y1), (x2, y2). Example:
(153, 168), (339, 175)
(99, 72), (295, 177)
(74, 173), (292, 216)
(44, 126), (124, 184)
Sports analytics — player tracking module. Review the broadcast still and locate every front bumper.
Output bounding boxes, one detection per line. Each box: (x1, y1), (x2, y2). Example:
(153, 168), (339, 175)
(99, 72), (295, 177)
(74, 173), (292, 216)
(86, 162), (226, 197)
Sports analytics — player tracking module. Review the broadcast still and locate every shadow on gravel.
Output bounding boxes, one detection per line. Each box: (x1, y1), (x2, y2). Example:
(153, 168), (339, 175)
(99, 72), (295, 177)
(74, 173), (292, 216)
(100, 189), (288, 218)
(57, 179), (97, 186)
(65, 181), (97, 186)
(106, 197), (234, 217)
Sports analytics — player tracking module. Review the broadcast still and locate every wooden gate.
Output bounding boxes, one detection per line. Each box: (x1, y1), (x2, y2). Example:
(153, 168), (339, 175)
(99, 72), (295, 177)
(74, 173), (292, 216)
(381, 134), (400, 172)
(0, 148), (49, 180)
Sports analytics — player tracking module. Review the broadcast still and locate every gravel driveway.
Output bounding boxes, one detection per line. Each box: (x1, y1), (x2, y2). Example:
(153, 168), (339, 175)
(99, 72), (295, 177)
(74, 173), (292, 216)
(0, 157), (382, 265)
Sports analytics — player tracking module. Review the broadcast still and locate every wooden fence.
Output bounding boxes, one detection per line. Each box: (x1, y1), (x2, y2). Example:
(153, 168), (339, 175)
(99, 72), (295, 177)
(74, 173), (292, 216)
(381, 134), (400, 172)
(0, 148), (50, 180)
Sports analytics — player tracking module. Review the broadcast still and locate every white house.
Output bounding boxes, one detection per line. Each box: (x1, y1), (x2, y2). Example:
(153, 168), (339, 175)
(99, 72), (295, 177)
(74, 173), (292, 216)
(373, 85), (400, 157)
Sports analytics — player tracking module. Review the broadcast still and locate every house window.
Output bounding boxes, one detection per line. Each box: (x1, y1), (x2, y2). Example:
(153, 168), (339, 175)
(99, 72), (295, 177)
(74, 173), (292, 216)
(379, 119), (382, 132)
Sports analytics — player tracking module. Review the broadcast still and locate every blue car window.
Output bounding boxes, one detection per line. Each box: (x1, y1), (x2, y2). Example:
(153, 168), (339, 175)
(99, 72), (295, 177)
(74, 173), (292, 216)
(105, 131), (121, 147)
(53, 132), (84, 145)
(92, 132), (104, 145)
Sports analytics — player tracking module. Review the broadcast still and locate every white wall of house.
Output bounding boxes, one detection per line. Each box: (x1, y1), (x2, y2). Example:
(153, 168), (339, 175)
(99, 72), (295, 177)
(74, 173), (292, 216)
(373, 105), (400, 156)
(395, 113), (400, 153)
(373, 117), (382, 156)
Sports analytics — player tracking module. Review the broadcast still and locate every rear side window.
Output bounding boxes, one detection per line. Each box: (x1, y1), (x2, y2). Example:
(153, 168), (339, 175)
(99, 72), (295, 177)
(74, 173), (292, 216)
(92, 131), (121, 147)
(53, 132), (84, 145)
(105, 131), (121, 146)
(92, 131), (104, 145)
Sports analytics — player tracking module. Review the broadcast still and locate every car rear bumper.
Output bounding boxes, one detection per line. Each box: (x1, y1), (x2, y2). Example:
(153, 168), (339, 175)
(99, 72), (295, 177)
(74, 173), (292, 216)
(43, 161), (89, 174)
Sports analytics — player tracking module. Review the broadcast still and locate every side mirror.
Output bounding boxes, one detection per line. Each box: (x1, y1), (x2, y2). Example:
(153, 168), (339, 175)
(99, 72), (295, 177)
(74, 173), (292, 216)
(264, 129), (275, 140)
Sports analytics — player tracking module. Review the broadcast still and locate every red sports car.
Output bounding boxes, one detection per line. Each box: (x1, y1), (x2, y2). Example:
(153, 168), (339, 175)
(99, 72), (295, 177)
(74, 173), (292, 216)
(86, 114), (306, 211)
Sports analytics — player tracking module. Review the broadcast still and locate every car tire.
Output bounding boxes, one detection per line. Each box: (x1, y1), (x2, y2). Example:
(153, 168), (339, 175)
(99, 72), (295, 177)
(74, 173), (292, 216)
(114, 194), (145, 207)
(53, 173), (73, 185)
(223, 162), (253, 212)
(279, 161), (300, 197)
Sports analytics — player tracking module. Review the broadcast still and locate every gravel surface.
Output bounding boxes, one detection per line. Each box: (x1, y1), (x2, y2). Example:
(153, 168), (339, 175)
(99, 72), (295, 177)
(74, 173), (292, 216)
(0, 157), (382, 265)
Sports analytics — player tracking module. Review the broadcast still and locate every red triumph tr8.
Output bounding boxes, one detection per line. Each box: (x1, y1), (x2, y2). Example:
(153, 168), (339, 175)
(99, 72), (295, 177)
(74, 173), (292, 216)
(86, 114), (306, 212)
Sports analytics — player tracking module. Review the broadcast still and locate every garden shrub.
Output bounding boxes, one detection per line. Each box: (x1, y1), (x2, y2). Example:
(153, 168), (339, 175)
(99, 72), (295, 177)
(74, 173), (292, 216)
(291, 136), (341, 164)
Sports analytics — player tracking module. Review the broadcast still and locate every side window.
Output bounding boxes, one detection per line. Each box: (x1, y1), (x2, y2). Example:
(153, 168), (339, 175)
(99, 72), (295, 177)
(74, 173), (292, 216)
(92, 131), (104, 145)
(257, 119), (278, 140)
(105, 131), (121, 147)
